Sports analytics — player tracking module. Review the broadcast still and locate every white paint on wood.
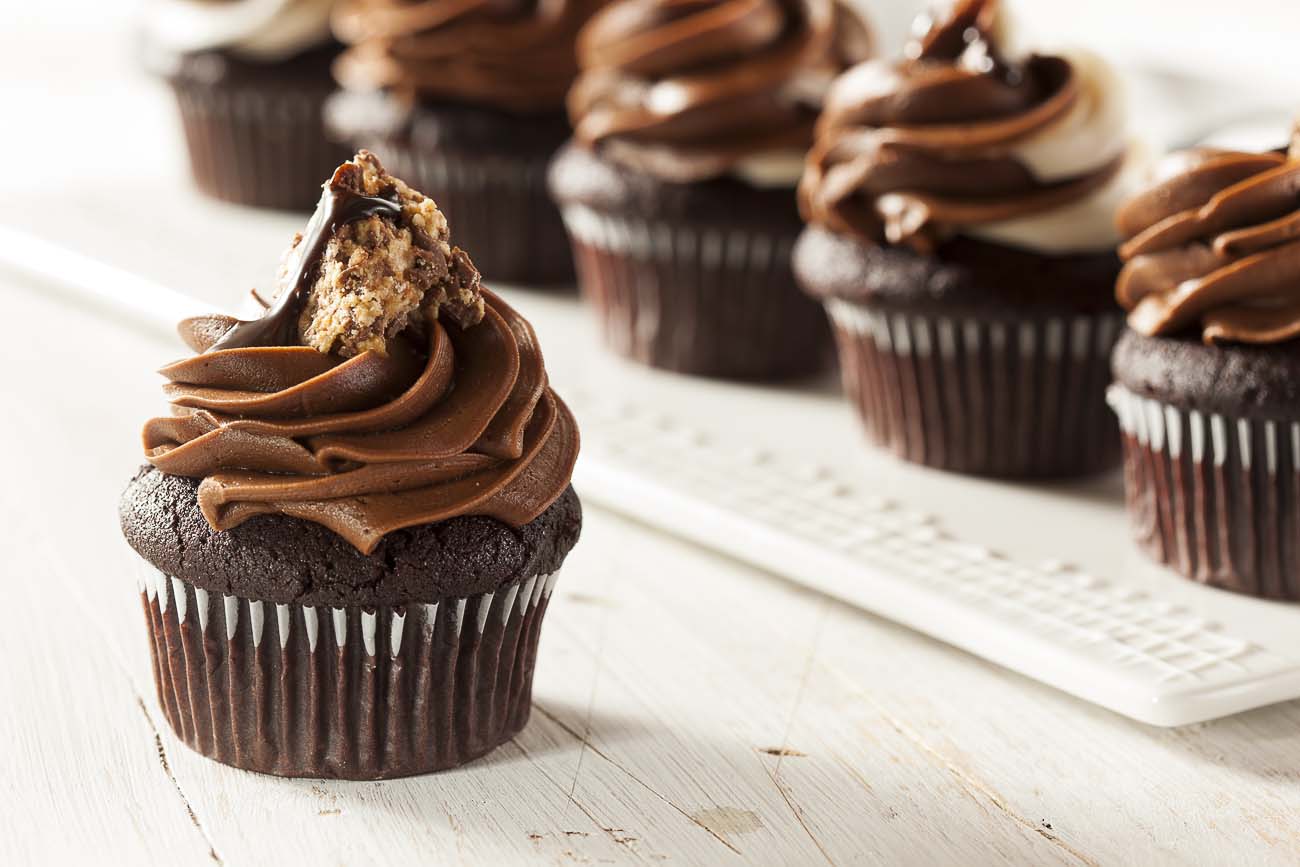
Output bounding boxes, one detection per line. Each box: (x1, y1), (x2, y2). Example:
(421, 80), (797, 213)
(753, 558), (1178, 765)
(8, 14), (1300, 859)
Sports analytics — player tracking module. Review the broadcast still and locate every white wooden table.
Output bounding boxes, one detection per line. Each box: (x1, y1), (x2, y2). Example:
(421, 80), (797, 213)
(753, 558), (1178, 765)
(6, 4), (1300, 865)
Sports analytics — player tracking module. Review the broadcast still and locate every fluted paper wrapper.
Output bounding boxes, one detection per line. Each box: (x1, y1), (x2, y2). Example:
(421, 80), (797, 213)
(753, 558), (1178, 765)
(354, 141), (573, 285)
(559, 203), (831, 380)
(139, 567), (559, 779)
(1109, 385), (1300, 600)
(171, 80), (349, 211)
(824, 300), (1123, 477)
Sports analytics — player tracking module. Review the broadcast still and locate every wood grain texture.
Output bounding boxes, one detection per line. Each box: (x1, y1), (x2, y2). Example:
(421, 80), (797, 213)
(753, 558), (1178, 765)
(4, 273), (1300, 866)
(7, 5), (1300, 863)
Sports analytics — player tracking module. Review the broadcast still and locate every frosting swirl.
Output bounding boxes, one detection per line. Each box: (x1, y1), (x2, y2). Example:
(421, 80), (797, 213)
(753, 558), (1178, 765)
(145, 290), (579, 554)
(145, 0), (336, 62)
(332, 0), (606, 114)
(799, 0), (1130, 255)
(140, 152), (579, 554)
(1115, 144), (1300, 345)
(567, 0), (872, 182)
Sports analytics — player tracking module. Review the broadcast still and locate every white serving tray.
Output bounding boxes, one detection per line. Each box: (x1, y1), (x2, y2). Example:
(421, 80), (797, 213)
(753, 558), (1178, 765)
(6, 208), (1300, 728)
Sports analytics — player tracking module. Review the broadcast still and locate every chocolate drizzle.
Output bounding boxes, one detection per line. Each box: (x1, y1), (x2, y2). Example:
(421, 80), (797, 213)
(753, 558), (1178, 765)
(211, 189), (402, 351)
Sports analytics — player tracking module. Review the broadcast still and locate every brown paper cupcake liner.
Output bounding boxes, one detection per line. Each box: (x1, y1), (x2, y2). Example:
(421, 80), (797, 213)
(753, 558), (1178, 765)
(172, 81), (350, 210)
(824, 299), (1123, 477)
(138, 566), (559, 779)
(360, 142), (574, 285)
(559, 203), (830, 379)
(1108, 385), (1300, 599)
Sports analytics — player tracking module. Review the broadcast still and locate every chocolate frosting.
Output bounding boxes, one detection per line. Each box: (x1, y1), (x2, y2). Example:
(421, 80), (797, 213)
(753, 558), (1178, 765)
(144, 289), (579, 554)
(567, 0), (872, 182)
(1115, 143), (1300, 345)
(799, 0), (1121, 254)
(332, 0), (607, 114)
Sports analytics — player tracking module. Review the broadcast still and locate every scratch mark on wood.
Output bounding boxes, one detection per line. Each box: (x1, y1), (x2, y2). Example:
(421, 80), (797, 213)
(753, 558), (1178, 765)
(773, 599), (830, 775)
(873, 705), (1099, 867)
(509, 739), (652, 862)
(762, 762), (837, 867)
(135, 697), (223, 865)
(563, 580), (618, 822)
(531, 704), (743, 856)
(758, 747), (807, 758)
(754, 597), (837, 862)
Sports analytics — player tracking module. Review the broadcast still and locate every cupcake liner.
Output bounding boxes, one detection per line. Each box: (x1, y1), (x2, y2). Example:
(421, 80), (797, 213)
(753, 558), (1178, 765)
(1108, 385), (1300, 599)
(138, 566), (560, 779)
(559, 203), (830, 379)
(171, 80), (350, 210)
(823, 299), (1123, 477)
(359, 141), (574, 285)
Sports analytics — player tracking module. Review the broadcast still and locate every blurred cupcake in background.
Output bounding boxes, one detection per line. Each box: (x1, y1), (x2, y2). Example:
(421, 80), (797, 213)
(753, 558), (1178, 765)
(327, 0), (606, 286)
(795, 0), (1140, 477)
(143, 0), (351, 209)
(1109, 140), (1300, 599)
(548, 0), (873, 380)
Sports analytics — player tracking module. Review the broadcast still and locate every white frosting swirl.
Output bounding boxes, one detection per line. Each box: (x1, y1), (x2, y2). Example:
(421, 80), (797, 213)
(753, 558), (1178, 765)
(965, 49), (1144, 254)
(1005, 49), (1128, 184)
(144, 0), (335, 62)
(966, 142), (1149, 253)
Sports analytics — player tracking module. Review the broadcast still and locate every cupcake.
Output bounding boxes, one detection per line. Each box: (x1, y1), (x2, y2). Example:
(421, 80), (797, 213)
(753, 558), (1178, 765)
(119, 151), (582, 778)
(1109, 141), (1300, 599)
(795, 0), (1139, 476)
(144, 0), (353, 209)
(548, 0), (873, 379)
(326, 0), (606, 285)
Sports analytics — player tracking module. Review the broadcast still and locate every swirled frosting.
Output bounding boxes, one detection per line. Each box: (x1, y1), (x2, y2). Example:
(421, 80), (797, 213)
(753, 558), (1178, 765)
(332, 0), (606, 114)
(567, 0), (873, 183)
(141, 153), (580, 553)
(1115, 144), (1300, 345)
(799, 0), (1132, 255)
(145, 0), (336, 62)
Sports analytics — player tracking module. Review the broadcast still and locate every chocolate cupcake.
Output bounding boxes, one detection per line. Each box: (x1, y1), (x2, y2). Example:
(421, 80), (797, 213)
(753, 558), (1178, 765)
(144, 0), (352, 209)
(795, 0), (1140, 476)
(1109, 142), (1300, 599)
(548, 0), (873, 379)
(119, 152), (582, 778)
(326, 0), (606, 285)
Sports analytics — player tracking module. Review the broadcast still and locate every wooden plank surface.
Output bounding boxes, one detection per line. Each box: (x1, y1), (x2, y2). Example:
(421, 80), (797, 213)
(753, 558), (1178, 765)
(3, 277), (1300, 865)
(7, 5), (1300, 863)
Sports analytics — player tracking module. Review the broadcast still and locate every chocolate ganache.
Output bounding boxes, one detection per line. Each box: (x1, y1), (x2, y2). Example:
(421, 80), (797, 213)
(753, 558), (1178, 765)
(332, 0), (607, 114)
(142, 152), (580, 553)
(1116, 142), (1300, 345)
(567, 0), (872, 182)
(800, 0), (1128, 254)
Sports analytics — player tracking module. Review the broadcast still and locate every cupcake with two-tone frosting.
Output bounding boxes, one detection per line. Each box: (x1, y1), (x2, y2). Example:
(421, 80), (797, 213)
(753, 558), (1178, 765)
(1109, 139), (1300, 600)
(548, 0), (873, 379)
(326, 0), (607, 285)
(143, 0), (352, 209)
(795, 0), (1140, 476)
(119, 152), (582, 778)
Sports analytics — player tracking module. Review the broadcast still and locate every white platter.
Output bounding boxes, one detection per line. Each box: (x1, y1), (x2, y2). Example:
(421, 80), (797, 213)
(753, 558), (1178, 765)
(5, 190), (1300, 728)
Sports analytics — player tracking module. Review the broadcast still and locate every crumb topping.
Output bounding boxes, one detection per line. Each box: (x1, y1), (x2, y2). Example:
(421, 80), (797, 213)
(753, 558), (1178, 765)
(283, 150), (485, 357)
